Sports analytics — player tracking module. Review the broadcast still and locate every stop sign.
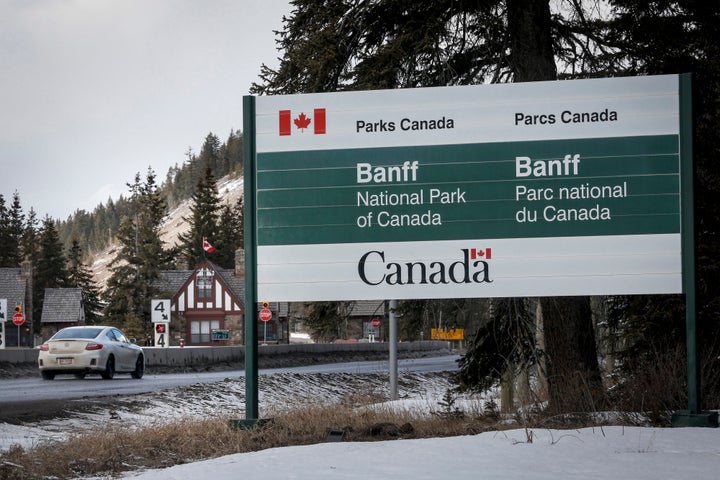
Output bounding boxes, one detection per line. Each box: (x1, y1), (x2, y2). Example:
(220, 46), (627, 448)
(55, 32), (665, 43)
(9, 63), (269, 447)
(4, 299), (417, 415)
(259, 308), (272, 322)
(13, 313), (25, 326)
(371, 317), (380, 328)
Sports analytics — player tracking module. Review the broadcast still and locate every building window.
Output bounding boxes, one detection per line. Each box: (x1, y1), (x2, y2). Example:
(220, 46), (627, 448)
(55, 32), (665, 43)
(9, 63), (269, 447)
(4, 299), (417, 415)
(190, 319), (220, 343)
(196, 268), (214, 300)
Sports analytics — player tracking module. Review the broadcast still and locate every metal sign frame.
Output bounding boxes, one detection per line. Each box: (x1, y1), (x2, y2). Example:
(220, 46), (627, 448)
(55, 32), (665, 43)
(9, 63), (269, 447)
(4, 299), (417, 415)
(241, 74), (713, 426)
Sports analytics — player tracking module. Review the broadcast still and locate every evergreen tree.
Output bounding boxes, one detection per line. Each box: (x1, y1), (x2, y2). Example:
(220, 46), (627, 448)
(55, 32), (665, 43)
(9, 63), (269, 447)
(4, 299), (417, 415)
(67, 238), (103, 324)
(104, 216), (144, 327)
(178, 147), (200, 200)
(303, 301), (356, 342)
(251, 0), (616, 95)
(177, 164), (221, 269)
(34, 216), (69, 333)
(214, 196), (244, 269)
(7, 193), (25, 265)
(0, 192), (24, 267)
(103, 169), (171, 339)
(220, 129), (244, 175)
(21, 208), (40, 267)
(0, 194), (9, 267)
(198, 133), (222, 174)
(454, 298), (536, 393)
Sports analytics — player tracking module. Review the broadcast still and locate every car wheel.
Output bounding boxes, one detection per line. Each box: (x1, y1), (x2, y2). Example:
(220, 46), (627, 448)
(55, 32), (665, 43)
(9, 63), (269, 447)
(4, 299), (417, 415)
(41, 371), (55, 380)
(131, 355), (144, 379)
(101, 356), (115, 380)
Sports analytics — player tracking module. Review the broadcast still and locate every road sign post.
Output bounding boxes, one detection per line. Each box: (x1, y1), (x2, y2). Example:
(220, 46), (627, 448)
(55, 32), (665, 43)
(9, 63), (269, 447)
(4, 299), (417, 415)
(0, 299), (6, 350)
(13, 312), (24, 347)
(259, 308), (272, 345)
(368, 317), (380, 343)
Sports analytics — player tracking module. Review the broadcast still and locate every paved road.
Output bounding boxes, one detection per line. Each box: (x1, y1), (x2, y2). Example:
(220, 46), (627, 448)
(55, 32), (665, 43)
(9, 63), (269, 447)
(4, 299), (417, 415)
(0, 355), (460, 407)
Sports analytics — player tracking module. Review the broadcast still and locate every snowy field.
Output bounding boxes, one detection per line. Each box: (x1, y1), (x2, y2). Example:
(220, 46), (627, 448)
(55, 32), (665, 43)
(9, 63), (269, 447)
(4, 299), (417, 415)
(103, 425), (720, 480)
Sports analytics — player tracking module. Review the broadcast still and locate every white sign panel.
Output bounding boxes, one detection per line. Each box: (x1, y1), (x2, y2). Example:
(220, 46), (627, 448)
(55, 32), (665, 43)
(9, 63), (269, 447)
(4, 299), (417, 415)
(257, 235), (681, 301)
(151, 299), (171, 323)
(251, 75), (685, 302)
(255, 76), (680, 153)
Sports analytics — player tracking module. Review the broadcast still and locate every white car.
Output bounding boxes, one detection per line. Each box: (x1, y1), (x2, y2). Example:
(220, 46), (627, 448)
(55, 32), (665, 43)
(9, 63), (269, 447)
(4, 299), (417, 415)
(38, 326), (145, 380)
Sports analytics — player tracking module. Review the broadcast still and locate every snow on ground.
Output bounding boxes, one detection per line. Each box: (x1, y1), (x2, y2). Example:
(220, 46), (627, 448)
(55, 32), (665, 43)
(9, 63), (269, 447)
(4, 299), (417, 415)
(101, 426), (719, 480)
(0, 370), (460, 452)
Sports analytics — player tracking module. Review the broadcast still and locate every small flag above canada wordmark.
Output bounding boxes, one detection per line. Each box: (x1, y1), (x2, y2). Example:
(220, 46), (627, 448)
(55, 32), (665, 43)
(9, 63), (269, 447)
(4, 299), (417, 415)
(470, 248), (492, 260)
(279, 108), (326, 135)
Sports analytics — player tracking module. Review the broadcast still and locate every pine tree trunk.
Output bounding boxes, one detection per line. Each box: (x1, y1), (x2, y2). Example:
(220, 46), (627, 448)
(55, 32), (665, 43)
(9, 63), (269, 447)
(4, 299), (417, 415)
(500, 363), (515, 413)
(507, 0), (605, 413)
(507, 0), (557, 82)
(540, 297), (606, 413)
(535, 301), (548, 401)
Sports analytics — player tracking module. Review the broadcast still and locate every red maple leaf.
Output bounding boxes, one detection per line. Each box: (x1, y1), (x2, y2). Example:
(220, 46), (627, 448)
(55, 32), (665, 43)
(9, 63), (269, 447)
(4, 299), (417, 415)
(294, 112), (312, 131)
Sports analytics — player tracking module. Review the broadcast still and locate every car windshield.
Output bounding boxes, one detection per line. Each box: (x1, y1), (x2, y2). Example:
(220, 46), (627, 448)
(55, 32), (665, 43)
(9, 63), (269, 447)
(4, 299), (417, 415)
(52, 327), (103, 340)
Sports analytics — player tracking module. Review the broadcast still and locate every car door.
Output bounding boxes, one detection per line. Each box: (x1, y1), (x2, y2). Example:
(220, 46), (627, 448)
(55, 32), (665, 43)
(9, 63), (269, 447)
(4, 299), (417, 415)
(110, 328), (135, 371)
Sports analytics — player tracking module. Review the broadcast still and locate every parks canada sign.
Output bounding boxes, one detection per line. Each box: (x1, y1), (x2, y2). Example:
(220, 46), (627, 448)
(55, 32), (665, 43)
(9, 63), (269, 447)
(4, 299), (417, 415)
(245, 75), (690, 302)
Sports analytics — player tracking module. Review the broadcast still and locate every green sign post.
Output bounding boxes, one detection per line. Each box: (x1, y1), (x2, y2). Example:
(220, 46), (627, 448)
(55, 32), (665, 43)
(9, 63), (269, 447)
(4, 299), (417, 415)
(672, 75), (717, 427)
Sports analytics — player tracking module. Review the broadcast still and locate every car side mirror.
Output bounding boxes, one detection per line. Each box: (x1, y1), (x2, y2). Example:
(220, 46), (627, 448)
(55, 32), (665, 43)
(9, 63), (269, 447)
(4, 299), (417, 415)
(129, 338), (137, 344)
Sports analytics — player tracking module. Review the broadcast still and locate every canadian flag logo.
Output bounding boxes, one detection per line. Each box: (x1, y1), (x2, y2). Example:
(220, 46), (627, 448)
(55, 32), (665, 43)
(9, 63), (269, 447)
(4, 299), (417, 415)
(470, 248), (492, 260)
(279, 108), (326, 136)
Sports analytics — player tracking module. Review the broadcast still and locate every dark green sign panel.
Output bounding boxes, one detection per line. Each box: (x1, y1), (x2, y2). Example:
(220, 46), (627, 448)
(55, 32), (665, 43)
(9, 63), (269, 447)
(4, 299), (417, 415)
(257, 135), (679, 245)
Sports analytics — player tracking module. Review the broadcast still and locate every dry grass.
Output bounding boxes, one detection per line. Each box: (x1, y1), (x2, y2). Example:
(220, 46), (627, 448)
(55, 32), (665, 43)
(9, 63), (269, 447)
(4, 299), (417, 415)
(0, 384), (652, 480)
(0, 394), (507, 480)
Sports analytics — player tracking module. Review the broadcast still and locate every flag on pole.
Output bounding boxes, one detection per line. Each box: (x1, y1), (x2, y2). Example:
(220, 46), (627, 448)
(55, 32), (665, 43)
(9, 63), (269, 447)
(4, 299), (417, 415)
(203, 237), (216, 253)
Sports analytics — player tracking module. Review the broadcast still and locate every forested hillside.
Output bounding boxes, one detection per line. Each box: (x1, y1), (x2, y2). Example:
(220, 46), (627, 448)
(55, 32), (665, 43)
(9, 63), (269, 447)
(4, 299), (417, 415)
(56, 130), (244, 255)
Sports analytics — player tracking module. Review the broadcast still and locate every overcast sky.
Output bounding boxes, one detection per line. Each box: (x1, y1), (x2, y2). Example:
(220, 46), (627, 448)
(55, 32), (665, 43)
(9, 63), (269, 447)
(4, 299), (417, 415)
(0, 0), (292, 220)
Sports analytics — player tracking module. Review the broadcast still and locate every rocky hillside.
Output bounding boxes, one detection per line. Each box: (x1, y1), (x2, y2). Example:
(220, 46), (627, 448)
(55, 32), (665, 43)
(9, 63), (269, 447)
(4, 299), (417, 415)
(90, 174), (244, 289)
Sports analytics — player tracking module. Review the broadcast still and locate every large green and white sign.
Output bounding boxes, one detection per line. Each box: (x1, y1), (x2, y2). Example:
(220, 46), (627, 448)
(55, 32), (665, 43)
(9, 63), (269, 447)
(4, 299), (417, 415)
(248, 75), (687, 301)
